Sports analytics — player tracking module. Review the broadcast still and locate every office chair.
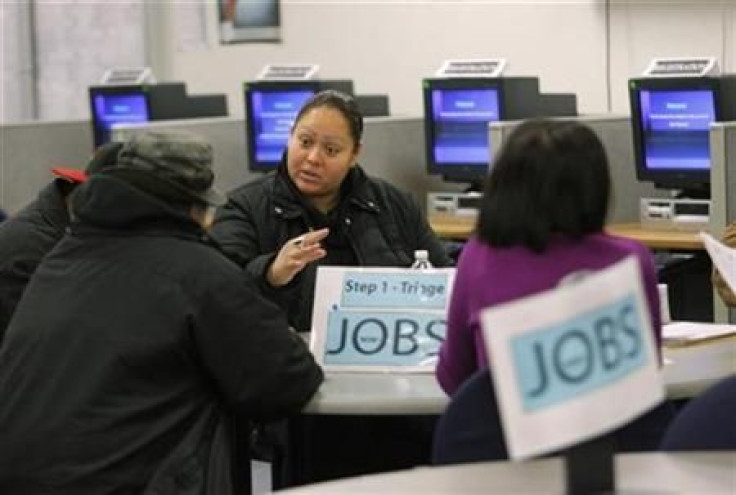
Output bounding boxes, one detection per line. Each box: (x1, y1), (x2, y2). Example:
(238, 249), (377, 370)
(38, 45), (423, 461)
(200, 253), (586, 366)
(432, 368), (676, 465)
(660, 373), (736, 451)
(432, 368), (508, 465)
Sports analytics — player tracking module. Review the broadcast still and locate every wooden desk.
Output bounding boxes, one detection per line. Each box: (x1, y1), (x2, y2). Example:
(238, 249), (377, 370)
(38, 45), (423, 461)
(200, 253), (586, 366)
(279, 452), (736, 494)
(428, 214), (475, 240)
(429, 215), (704, 251)
(606, 223), (704, 251)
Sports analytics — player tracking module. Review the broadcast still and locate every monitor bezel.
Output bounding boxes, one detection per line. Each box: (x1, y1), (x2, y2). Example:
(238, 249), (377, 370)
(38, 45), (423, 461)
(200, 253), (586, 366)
(88, 85), (151, 149)
(422, 78), (506, 184)
(243, 80), (323, 173)
(629, 76), (721, 195)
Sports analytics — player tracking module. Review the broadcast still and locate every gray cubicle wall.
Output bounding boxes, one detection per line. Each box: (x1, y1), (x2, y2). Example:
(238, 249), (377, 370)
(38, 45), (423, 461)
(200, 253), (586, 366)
(112, 116), (461, 211)
(489, 116), (667, 224)
(1, 120), (94, 214)
(709, 122), (736, 323)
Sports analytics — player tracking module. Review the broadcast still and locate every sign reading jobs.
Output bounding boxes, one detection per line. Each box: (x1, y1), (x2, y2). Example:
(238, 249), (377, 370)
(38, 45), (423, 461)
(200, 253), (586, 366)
(310, 266), (456, 372)
(482, 257), (664, 460)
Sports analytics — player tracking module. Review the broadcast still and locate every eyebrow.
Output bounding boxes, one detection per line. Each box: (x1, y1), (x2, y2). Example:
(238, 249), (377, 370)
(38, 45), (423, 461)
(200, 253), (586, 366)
(295, 128), (349, 147)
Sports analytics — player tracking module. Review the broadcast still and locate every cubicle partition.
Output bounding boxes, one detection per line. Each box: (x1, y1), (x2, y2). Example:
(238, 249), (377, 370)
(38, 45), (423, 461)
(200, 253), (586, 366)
(708, 122), (736, 323)
(113, 116), (460, 210)
(489, 115), (667, 224)
(2, 114), (655, 222)
(1, 120), (94, 214)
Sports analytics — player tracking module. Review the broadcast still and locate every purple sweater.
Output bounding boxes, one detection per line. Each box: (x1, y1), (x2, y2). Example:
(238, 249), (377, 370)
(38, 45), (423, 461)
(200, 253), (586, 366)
(436, 233), (662, 396)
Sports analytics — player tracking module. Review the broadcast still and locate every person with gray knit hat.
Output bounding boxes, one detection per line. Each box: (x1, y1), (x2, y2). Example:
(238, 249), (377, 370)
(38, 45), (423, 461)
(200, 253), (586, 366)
(0, 130), (322, 494)
(108, 131), (227, 208)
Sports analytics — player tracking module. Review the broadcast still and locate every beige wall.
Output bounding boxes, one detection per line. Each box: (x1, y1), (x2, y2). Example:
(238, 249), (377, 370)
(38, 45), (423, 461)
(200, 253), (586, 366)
(148, 1), (736, 118)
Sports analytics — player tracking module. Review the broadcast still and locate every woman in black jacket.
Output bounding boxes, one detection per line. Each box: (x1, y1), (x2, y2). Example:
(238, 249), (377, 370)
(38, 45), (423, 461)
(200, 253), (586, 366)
(211, 90), (451, 332)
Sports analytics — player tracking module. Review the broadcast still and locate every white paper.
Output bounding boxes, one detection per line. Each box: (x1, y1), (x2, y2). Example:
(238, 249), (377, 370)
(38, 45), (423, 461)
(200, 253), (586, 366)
(700, 231), (736, 296)
(482, 257), (664, 460)
(663, 321), (736, 343)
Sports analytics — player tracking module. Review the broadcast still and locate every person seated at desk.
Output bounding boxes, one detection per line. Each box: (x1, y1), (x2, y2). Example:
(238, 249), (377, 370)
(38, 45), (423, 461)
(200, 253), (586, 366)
(712, 223), (736, 306)
(0, 142), (121, 343)
(211, 89), (451, 332)
(436, 119), (662, 395)
(0, 131), (323, 494)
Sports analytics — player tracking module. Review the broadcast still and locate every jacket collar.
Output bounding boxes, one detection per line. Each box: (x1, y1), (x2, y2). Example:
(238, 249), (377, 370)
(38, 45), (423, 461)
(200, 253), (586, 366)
(271, 156), (381, 219)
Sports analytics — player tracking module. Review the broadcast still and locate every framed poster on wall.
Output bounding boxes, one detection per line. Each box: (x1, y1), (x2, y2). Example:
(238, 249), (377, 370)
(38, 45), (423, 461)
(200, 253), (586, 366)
(218, 0), (280, 44)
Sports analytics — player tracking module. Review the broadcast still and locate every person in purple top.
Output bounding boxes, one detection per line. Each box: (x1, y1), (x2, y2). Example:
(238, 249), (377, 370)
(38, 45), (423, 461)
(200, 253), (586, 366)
(436, 119), (662, 396)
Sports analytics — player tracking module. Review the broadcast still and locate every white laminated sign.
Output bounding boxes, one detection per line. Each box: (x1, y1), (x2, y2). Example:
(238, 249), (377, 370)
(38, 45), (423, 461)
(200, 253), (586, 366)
(482, 257), (664, 459)
(310, 266), (456, 372)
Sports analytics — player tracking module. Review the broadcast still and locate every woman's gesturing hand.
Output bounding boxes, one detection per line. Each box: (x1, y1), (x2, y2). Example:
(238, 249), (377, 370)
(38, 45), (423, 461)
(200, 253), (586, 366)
(266, 228), (330, 287)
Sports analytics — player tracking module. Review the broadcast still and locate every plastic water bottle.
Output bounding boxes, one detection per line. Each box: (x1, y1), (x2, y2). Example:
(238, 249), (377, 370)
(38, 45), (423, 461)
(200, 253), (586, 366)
(410, 250), (433, 269)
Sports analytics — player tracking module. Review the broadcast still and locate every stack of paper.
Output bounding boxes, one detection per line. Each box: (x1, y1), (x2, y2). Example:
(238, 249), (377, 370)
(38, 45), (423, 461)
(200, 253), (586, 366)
(663, 321), (736, 346)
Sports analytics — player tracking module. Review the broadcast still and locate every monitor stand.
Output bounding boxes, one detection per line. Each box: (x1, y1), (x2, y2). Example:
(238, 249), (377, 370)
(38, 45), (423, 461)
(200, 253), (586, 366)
(464, 179), (484, 194)
(674, 189), (710, 200)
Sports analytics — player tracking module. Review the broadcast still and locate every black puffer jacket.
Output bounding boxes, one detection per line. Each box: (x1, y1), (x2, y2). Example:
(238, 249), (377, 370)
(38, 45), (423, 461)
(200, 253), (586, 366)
(0, 181), (70, 342)
(0, 175), (323, 495)
(210, 163), (452, 332)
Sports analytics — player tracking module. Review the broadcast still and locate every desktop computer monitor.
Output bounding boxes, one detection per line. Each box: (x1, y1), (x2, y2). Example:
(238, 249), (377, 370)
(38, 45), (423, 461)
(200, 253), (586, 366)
(629, 77), (721, 198)
(89, 85), (151, 149)
(244, 79), (354, 172)
(423, 78), (503, 186)
(244, 81), (320, 172)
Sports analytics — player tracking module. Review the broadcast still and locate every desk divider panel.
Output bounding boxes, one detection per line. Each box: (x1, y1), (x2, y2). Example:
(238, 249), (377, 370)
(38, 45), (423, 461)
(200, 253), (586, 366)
(113, 116), (459, 213)
(708, 123), (736, 323)
(1, 120), (94, 214)
(489, 116), (667, 224)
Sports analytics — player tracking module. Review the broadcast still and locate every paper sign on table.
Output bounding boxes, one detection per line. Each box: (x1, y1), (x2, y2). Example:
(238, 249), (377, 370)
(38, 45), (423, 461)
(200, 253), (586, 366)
(310, 266), (456, 372)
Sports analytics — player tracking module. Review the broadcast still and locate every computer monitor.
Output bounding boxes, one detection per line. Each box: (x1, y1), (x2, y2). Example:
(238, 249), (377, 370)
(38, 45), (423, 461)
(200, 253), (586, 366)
(244, 81), (321, 172)
(89, 85), (151, 149)
(423, 78), (503, 186)
(244, 79), (354, 172)
(629, 77), (721, 198)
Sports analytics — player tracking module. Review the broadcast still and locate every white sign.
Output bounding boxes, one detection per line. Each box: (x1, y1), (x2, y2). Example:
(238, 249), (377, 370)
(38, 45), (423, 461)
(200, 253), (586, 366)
(482, 257), (663, 459)
(435, 58), (507, 78)
(700, 231), (736, 295)
(310, 266), (456, 372)
(643, 56), (719, 77)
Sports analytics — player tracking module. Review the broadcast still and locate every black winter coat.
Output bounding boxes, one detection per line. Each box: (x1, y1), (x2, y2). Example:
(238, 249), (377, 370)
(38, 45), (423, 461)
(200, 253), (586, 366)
(0, 175), (323, 495)
(0, 181), (70, 342)
(210, 164), (452, 333)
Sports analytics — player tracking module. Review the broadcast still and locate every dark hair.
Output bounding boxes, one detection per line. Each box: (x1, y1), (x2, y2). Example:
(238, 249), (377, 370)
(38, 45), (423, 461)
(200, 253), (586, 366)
(293, 90), (364, 150)
(477, 119), (611, 252)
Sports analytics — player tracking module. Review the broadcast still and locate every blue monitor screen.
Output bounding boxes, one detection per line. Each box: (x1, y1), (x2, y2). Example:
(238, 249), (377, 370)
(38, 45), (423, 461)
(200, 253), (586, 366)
(430, 88), (500, 164)
(637, 89), (716, 171)
(92, 93), (149, 146)
(250, 89), (316, 164)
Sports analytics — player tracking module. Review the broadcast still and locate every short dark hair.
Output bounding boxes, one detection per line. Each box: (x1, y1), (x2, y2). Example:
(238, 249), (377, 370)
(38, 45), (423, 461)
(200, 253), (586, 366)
(293, 90), (364, 150)
(477, 119), (611, 252)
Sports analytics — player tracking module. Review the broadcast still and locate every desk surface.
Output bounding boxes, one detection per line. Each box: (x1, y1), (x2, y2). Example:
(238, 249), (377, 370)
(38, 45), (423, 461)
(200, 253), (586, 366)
(303, 335), (736, 415)
(429, 215), (704, 250)
(279, 452), (736, 494)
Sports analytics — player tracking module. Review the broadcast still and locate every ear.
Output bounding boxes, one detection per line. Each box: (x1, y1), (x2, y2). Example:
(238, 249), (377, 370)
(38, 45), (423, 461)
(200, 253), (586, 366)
(351, 142), (363, 166)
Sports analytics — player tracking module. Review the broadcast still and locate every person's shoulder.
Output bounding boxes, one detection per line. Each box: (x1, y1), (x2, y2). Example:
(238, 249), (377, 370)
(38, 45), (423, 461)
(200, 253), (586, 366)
(589, 232), (651, 259)
(227, 172), (277, 203)
(161, 235), (249, 286)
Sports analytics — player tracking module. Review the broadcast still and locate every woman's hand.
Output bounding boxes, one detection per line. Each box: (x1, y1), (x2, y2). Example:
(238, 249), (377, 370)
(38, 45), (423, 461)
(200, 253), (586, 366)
(266, 228), (329, 287)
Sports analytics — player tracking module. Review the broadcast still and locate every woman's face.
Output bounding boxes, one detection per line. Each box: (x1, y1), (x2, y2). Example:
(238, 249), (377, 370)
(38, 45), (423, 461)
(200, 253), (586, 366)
(287, 106), (360, 211)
